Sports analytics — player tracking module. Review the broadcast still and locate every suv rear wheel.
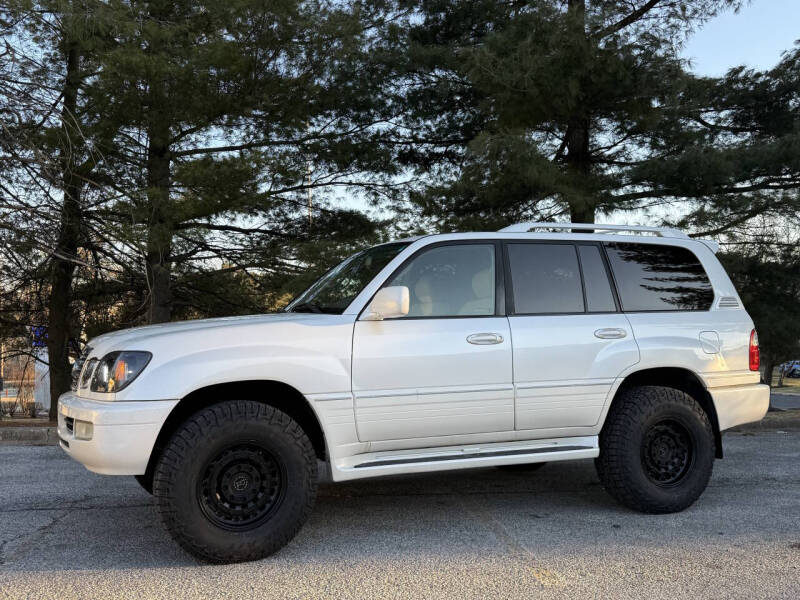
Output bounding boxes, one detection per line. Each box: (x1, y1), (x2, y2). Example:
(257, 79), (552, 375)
(152, 400), (318, 563)
(595, 385), (714, 514)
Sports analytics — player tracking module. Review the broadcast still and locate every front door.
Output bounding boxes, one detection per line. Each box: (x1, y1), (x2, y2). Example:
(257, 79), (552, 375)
(504, 242), (640, 431)
(352, 242), (514, 442)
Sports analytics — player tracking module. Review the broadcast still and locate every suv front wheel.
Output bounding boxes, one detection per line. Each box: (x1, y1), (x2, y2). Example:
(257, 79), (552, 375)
(152, 400), (318, 563)
(595, 385), (715, 514)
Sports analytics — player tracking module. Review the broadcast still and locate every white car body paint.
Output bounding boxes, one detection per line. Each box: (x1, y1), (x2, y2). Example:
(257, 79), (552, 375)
(509, 312), (640, 430)
(58, 229), (770, 482)
(352, 316), (514, 441)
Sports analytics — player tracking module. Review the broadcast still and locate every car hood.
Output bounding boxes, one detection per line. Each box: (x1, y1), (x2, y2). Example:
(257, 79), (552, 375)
(87, 312), (339, 356)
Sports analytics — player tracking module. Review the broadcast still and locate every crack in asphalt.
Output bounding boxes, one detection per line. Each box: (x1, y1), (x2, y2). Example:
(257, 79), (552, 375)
(0, 494), (114, 565)
(0, 510), (71, 566)
(0, 502), (154, 514)
(456, 494), (567, 588)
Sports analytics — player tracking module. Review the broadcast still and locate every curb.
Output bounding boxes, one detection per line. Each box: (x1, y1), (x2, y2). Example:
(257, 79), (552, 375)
(0, 427), (59, 446)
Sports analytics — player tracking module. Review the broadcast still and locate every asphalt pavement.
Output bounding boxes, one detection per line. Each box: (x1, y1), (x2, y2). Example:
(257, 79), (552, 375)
(771, 392), (800, 411)
(1, 429), (799, 600)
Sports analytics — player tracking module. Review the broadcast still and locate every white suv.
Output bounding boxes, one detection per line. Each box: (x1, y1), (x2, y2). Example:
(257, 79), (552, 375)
(58, 223), (769, 563)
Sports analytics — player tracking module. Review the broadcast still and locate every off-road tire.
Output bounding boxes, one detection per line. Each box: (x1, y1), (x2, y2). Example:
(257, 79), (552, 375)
(595, 385), (714, 514)
(152, 400), (318, 563)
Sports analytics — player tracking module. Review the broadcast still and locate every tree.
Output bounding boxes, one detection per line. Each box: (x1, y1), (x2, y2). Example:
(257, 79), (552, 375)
(720, 243), (800, 386)
(87, 0), (397, 323)
(379, 0), (772, 229)
(1, 0), (121, 418)
(656, 46), (800, 236)
(2, 0), (401, 416)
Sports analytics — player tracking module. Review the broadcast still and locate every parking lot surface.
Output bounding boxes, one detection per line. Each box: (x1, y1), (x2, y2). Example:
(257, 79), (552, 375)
(1, 430), (798, 600)
(771, 393), (800, 411)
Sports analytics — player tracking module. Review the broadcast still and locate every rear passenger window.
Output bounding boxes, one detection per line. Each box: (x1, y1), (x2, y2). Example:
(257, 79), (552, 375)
(578, 246), (616, 312)
(605, 243), (713, 311)
(507, 244), (584, 314)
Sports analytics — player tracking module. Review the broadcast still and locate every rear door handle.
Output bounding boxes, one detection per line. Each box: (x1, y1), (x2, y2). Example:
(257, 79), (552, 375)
(467, 332), (504, 345)
(594, 328), (627, 339)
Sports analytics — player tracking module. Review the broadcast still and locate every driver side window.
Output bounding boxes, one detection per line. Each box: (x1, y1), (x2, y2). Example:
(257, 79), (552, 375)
(387, 244), (496, 317)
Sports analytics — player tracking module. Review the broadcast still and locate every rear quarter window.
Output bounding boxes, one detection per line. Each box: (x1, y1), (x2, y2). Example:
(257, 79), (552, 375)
(605, 242), (714, 311)
(578, 245), (617, 312)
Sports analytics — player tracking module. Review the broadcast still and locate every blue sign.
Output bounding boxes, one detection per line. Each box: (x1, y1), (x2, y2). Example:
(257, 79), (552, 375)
(30, 326), (47, 348)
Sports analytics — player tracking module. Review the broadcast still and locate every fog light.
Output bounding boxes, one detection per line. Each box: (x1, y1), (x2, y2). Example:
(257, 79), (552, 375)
(74, 420), (93, 441)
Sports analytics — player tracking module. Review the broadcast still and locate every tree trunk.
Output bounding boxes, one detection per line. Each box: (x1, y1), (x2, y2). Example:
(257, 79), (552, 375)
(565, 113), (593, 225)
(762, 357), (775, 387)
(47, 44), (83, 420)
(564, 0), (595, 224)
(567, 184), (595, 224)
(145, 140), (173, 324)
(142, 1), (175, 325)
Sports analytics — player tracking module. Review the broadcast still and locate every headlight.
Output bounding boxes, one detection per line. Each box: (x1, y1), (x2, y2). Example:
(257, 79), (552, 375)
(91, 351), (152, 393)
(80, 358), (98, 389)
(70, 345), (93, 391)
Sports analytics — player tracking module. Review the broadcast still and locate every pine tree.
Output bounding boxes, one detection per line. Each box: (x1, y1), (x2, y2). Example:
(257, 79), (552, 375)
(88, 0), (396, 323)
(644, 46), (800, 236)
(721, 245), (800, 386)
(381, 0), (757, 228)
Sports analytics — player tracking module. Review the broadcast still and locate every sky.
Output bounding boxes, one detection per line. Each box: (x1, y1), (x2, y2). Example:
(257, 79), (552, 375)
(682, 0), (800, 75)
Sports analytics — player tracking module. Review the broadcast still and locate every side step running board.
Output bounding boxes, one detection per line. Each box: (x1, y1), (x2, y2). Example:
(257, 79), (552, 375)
(331, 435), (600, 481)
(355, 445), (592, 468)
(329, 435), (600, 481)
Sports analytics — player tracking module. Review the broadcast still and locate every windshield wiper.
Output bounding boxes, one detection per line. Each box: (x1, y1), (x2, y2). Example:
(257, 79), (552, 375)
(290, 301), (323, 313)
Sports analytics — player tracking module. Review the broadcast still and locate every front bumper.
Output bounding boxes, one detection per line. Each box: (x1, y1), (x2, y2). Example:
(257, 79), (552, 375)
(710, 383), (770, 431)
(57, 392), (178, 475)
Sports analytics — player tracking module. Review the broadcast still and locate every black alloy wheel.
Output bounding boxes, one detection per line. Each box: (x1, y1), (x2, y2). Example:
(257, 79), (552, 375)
(641, 420), (695, 487)
(198, 444), (286, 531)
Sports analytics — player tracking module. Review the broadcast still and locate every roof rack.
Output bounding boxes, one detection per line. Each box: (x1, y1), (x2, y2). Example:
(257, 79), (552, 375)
(498, 222), (689, 239)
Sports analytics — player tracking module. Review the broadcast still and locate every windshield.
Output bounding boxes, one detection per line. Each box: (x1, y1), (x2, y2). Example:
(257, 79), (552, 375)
(286, 242), (411, 314)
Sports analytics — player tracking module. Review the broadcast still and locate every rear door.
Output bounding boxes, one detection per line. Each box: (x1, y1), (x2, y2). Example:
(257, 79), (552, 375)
(505, 242), (640, 431)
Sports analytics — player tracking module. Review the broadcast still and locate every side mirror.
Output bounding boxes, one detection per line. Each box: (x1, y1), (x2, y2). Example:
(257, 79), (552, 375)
(362, 286), (410, 321)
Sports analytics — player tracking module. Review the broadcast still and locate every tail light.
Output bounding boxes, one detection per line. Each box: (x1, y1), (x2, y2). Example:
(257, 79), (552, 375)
(749, 329), (760, 371)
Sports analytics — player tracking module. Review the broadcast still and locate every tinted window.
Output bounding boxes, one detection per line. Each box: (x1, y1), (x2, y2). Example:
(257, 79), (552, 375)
(507, 244), (584, 314)
(578, 245), (616, 312)
(388, 244), (495, 317)
(605, 243), (713, 311)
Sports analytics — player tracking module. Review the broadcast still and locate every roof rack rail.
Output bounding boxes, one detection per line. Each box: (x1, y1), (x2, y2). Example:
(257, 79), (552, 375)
(498, 222), (689, 239)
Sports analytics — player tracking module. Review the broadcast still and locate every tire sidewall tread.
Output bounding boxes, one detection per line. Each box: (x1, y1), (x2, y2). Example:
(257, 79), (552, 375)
(152, 400), (318, 563)
(596, 385), (715, 514)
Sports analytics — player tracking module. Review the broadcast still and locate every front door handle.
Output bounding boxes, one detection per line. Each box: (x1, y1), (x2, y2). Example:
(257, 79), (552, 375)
(594, 328), (627, 339)
(467, 332), (504, 345)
